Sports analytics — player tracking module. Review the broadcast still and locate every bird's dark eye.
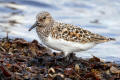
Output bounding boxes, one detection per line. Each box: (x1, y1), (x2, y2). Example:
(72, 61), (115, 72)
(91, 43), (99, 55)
(43, 16), (46, 19)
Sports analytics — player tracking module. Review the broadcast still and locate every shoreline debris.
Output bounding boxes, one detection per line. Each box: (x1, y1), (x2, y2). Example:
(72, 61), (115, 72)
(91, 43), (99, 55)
(0, 37), (119, 80)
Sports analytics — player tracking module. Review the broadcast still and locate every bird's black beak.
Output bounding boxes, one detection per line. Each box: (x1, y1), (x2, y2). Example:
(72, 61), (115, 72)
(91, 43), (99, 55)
(28, 22), (37, 31)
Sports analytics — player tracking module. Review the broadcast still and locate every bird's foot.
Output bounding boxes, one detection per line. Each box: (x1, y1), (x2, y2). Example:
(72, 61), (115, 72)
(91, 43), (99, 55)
(64, 53), (75, 65)
(53, 52), (77, 66)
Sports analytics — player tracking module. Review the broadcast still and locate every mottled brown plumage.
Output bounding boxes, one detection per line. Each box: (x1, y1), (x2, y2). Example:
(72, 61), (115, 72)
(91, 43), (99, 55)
(51, 22), (115, 44)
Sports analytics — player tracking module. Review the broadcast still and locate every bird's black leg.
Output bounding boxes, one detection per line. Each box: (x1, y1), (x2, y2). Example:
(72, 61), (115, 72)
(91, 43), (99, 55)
(65, 53), (75, 64)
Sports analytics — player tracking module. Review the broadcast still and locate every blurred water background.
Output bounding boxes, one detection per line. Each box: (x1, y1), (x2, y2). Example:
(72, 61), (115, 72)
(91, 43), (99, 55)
(0, 0), (120, 63)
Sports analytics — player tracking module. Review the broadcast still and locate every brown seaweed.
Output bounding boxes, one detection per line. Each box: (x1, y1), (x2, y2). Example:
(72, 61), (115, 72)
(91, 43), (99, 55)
(0, 37), (119, 80)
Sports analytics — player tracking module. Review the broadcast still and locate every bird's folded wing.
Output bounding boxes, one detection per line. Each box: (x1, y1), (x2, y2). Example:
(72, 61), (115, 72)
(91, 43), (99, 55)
(51, 23), (115, 44)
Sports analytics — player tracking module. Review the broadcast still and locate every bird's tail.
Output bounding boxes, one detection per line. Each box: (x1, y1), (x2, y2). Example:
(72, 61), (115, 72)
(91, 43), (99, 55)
(108, 38), (116, 41)
(95, 37), (115, 44)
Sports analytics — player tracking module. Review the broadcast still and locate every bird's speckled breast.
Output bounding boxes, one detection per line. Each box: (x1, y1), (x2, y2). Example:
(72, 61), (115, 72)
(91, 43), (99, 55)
(36, 25), (52, 43)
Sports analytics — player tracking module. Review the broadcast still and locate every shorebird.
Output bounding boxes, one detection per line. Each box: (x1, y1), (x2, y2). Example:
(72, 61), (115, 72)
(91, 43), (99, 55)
(29, 11), (115, 58)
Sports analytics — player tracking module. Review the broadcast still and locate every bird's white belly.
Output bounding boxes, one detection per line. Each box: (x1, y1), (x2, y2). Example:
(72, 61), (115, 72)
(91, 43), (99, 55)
(44, 36), (96, 56)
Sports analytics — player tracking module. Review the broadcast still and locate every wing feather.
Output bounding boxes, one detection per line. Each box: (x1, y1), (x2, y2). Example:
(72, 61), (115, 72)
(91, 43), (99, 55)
(51, 22), (115, 43)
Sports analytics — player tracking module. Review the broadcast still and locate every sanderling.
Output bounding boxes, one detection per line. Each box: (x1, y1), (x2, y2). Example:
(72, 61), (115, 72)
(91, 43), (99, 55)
(29, 11), (115, 57)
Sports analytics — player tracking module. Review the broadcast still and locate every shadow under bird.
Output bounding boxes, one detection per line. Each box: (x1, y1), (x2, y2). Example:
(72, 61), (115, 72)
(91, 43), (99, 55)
(29, 11), (115, 59)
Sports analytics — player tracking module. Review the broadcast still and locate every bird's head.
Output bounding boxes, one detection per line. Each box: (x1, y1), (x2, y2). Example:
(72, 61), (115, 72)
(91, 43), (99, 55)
(29, 11), (53, 31)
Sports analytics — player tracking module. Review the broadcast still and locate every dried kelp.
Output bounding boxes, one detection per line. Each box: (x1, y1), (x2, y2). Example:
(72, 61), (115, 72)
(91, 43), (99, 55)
(0, 37), (119, 80)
